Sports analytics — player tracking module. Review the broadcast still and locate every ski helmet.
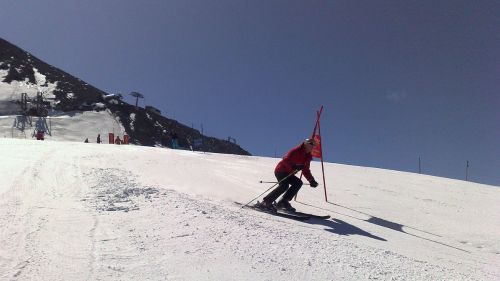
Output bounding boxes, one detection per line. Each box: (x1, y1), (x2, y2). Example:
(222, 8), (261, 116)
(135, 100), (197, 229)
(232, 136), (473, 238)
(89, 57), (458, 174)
(304, 138), (316, 146)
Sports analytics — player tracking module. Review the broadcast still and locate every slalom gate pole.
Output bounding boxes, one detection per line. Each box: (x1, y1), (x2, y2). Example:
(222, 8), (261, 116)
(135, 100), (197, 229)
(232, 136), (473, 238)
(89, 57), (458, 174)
(259, 180), (310, 186)
(242, 170), (298, 208)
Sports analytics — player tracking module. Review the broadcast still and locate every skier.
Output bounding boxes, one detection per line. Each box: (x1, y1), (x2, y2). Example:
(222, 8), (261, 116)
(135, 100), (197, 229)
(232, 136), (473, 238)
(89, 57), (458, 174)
(97, 134), (101, 144)
(260, 139), (319, 212)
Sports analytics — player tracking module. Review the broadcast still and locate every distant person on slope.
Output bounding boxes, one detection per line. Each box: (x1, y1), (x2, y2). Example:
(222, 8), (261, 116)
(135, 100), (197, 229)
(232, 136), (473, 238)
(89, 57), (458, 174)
(170, 131), (179, 149)
(97, 134), (101, 144)
(260, 139), (319, 212)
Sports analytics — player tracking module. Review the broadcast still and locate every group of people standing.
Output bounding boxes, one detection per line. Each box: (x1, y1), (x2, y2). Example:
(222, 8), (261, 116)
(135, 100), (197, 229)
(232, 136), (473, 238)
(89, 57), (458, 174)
(84, 134), (102, 143)
(83, 132), (180, 149)
(84, 134), (124, 144)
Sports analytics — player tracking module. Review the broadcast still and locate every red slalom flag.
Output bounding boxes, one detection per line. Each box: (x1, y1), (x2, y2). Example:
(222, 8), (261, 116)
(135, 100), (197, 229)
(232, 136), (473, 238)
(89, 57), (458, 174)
(311, 134), (322, 159)
(311, 105), (328, 202)
(296, 105), (328, 202)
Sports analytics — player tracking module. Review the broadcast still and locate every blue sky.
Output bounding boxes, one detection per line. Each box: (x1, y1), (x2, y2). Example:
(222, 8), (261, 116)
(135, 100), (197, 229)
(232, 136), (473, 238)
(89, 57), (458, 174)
(1, 0), (498, 186)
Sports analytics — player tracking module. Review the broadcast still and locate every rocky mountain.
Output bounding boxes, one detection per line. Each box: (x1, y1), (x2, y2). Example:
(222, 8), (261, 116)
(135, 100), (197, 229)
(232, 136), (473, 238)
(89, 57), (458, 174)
(0, 37), (250, 155)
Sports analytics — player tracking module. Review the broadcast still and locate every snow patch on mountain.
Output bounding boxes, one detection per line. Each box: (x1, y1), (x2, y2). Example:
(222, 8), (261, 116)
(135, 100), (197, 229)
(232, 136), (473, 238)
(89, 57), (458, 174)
(129, 113), (136, 131)
(0, 66), (58, 103)
(33, 67), (46, 85)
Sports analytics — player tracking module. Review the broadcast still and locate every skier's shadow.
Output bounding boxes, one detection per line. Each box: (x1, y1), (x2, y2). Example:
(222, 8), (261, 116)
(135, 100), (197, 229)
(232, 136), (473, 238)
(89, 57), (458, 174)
(297, 201), (470, 253)
(308, 217), (387, 241)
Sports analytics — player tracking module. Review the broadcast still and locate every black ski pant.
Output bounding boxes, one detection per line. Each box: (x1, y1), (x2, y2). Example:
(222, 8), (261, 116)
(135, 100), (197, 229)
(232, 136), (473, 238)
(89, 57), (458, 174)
(263, 171), (303, 203)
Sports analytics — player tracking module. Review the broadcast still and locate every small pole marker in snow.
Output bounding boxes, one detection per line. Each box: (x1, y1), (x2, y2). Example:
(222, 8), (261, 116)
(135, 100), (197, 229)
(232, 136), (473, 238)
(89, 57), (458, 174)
(466, 160), (469, 181)
(419, 156), (421, 174)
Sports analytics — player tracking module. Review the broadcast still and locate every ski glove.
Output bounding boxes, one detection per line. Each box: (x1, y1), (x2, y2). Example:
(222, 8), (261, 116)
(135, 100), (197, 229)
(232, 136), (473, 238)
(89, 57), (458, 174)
(292, 164), (304, 171)
(310, 180), (319, 188)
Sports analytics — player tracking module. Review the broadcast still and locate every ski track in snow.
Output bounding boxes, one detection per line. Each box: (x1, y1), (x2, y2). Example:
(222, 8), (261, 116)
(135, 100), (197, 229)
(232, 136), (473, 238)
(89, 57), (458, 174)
(1, 145), (88, 279)
(0, 140), (498, 280)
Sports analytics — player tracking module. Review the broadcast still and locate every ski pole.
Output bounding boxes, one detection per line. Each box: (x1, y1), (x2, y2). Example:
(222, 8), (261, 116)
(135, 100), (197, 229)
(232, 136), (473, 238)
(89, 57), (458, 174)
(242, 170), (298, 208)
(259, 180), (310, 186)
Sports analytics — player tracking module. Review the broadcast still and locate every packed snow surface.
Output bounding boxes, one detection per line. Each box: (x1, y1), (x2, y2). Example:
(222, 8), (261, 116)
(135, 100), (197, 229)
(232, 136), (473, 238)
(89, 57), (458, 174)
(0, 139), (499, 280)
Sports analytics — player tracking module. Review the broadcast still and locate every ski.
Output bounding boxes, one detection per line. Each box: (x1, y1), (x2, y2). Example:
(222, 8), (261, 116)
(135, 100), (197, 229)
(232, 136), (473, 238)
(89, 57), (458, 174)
(235, 202), (310, 221)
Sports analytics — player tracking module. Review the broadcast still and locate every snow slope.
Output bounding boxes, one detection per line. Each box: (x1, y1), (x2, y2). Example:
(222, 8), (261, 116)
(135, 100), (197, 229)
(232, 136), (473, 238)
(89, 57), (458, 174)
(0, 138), (499, 280)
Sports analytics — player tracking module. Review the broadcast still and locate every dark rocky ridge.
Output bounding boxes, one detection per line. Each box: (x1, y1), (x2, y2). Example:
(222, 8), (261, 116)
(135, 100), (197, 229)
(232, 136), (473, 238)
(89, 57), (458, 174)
(0, 37), (250, 155)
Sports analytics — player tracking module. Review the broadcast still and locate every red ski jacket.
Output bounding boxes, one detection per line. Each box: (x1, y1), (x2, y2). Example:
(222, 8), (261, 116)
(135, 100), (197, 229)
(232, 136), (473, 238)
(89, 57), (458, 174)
(275, 143), (314, 182)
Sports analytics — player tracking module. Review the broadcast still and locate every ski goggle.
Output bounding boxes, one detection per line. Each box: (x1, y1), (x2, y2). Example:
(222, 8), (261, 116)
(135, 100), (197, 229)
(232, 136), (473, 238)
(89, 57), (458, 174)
(305, 139), (316, 146)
